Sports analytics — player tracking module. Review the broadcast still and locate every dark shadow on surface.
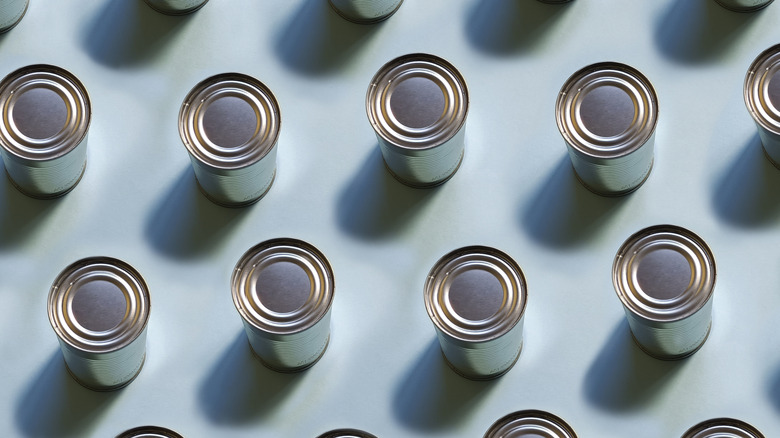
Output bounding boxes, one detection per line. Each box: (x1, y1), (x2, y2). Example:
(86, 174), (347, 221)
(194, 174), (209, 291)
(654, 0), (762, 65)
(144, 168), (251, 259)
(336, 147), (440, 240)
(583, 320), (686, 413)
(274, 0), (383, 76)
(465, 0), (572, 56)
(521, 157), (628, 248)
(712, 135), (780, 227)
(392, 340), (498, 432)
(768, 363), (780, 413)
(14, 351), (118, 438)
(198, 332), (303, 425)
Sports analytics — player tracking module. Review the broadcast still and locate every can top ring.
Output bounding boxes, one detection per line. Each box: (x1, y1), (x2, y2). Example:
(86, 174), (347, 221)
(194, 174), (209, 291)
(316, 429), (378, 438)
(613, 225), (716, 323)
(425, 246), (527, 343)
(232, 238), (334, 335)
(483, 410), (578, 438)
(556, 62), (658, 159)
(116, 426), (184, 438)
(745, 44), (780, 135)
(0, 64), (90, 162)
(48, 257), (150, 354)
(367, 53), (468, 151)
(179, 73), (280, 170)
(681, 418), (765, 438)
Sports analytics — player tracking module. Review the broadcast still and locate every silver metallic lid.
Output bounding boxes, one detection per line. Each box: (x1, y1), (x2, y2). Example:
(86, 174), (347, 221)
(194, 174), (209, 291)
(484, 410), (578, 438)
(682, 418), (765, 438)
(556, 62), (658, 159)
(613, 225), (716, 323)
(367, 53), (468, 150)
(745, 44), (780, 135)
(0, 64), (90, 161)
(232, 238), (334, 335)
(425, 246), (527, 343)
(316, 429), (378, 438)
(116, 426), (184, 438)
(179, 73), (280, 170)
(48, 257), (150, 354)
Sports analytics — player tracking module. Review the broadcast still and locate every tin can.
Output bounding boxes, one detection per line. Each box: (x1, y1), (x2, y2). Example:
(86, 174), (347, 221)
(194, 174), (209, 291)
(366, 53), (469, 188)
(0, 64), (90, 199)
(144, 0), (208, 15)
(537, 0), (574, 3)
(179, 73), (280, 207)
(0, 0), (27, 33)
(681, 418), (765, 438)
(48, 257), (150, 391)
(556, 62), (658, 196)
(613, 225), (716, 360)
(329, 0), (404, 23)
(713, 0), (773, 12)
(484, 410), (578, 438)
(116, 426), (184, 438)
(316, 429), (378, 438)
(424, 246), (527, 380)
(744, 44), (780, 169)
(232, 238), (334, 372)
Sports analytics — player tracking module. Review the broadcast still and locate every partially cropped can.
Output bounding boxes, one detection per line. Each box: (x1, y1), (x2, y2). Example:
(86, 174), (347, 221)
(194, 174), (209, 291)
(424, 246), (527, 380)
(179, 73), (280, 207)
(613, 225), (716, 360)
(537, 0), (574, 3)
(329, 0), (403, 23)
(316, 429), (378, 438)
(0, 0), (27, 33)
(556, 62), (658, 196)
(48, 257), (150, 391)
(232, 238), (334, 372)
(682, 418), (765, 438)
(745, 44), (780, 169)
(367, 53), (469, 188)
(117, 426), (184, 438)
(714, 0), (773, 12)
(0, 64), (90, 198)
(484, 410), (578, 438)
(144, 0), (209, 15)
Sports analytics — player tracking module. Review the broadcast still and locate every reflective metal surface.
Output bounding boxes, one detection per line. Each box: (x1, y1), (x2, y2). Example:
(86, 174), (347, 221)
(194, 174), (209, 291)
(681, 418), (765, 438)
(0, 0), (27, 33)
(744, 43), (780, 169)
(484, 410), (578, 438)
(143, 0), (209, 15)
(713, 0), (773, 12)
(316, 429), (378, 438)
(116, 426), (185, 438)
(328, 0), (403, 24)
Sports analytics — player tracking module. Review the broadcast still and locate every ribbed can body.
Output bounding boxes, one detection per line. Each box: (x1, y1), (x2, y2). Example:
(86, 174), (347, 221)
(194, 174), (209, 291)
(755, 124), (780, 169)
(714, 0), (773, 12)
(1, 135), (87, 198)
(329, 0), (404, 23)
(188, 144), (277, 207)
(144, 0), (209, 15)
(0, 0), (27, 33)
(744, 44), (780, 170)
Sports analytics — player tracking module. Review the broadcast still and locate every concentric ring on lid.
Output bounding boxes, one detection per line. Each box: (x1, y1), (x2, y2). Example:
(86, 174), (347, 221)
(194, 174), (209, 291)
(484, 410), (578, 438)
(116, 426), (184, 438)
(316, 429), (378, 438)
(745, 44), (780, 134)
(682, 418), (765, 438)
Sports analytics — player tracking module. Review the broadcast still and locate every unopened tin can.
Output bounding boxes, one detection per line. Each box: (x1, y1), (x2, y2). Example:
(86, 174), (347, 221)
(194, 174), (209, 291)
(424, 246), (527, 380)
(0, 0), (27, 33)
(117, 426), (184, 438)
(144, 0), (209, 15)
(329, 0), (404, 23)
(232, 238), (334, 372)
(484, 410), (578, 438)
(714, 0), (773, 12)
(0, 64), (90, 198)
(613, 225), (716, 360)
(682, 418), (765, 438)
(179, 73), (280, 207)
(48, 257), (150, 391)
(316, 429), (378, 438)
(366, 53), (469, 188)
(556, 62), (658, 196)
(745, 44), (780, 169)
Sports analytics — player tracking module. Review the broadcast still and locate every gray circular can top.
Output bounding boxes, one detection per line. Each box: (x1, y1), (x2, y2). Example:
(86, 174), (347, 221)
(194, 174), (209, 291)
(745, 43), (780, 135)
(681, 418), (765, 438)
(316, 429), (378, 438)
(483, 410), (578, 438)
(116, 426), (184, 438)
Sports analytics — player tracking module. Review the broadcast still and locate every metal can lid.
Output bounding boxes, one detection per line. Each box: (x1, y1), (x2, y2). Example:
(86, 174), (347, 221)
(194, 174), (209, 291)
(116, 426), (184, 438)
(316, 429), (378, 438)
(232, 238), (334, 335)
(613, 225), (716, 323)
(745, 44), (780, 135)
(556, 62), (658, 159)
(48, 257), (150, 354)
(425, 246), (527, 343)
(366, 53), (469, 151)
(0, 64), (90, 162)
(682, 418), (765, 438)
(179, 73), (280, 170)
(484, 410), (578, 438)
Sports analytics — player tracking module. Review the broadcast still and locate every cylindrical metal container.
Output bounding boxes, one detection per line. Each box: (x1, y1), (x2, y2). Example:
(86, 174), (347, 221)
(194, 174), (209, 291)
(613, 225), (716, 360)
(484, 410), (578, 438)
(329, 0), (404, 23)
(537, 0), (574, 3)
(714, 0), (773, 12)
(556, 62), (658, 196)
(682, 418), (765, 438)
(232, 238), (334, 372)
(48, 257), (150, 391)
(316, 429), (378, 438)
(0, 0), (28, 33)
(424, 246), (527, 380)
(144, 0), (209, 15)
(0, 64), (90, 198)
(179, 73), (280, 207)
(117, 426), (184, 438)
(744, 43), (780, 169)
(366, 53), (469, 188)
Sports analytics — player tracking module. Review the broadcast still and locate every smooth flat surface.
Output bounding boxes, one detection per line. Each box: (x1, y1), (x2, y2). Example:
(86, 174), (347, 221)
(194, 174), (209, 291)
(0, 1), (779, 437)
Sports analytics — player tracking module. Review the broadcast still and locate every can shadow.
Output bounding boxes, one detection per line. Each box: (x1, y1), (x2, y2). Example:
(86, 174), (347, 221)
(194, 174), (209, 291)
(336, 147), (441, 240)
(521, 156), (628, 249)
(197, 332), (304, 425)
(143, 168), (252, 260)
(392, 340), (499, 432)
(81, 0), (194, 69)
(711, 135), (780, 228)
(274, 0), (384, 77)
(14, 351), (119, 438)
(465, 0), (573, 56)
(768, 364), (780, 413)
(0, 164), (64, 251)
(653, 0), (762, 65)
(582, 320), (687, 413)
